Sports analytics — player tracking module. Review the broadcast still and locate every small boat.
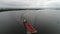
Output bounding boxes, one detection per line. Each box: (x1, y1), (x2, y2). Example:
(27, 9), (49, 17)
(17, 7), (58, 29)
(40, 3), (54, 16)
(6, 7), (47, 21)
(23, 19), (37, 34)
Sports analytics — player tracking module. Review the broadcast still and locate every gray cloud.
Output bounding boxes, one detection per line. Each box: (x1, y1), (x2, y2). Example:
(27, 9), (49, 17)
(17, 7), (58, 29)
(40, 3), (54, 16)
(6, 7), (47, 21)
(0, 0), (42, 8)
(0, 0), (60, 9)
(44, 0), (60, 8)
(0, 0), (51, 9)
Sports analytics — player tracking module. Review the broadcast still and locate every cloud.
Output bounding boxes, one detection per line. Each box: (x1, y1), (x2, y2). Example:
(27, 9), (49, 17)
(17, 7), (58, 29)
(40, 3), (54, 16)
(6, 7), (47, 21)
(0, 0), (59, 9)
(0, 0), (40, 8)
(0, 0), (50, 9)
(44, 0), (60, 8)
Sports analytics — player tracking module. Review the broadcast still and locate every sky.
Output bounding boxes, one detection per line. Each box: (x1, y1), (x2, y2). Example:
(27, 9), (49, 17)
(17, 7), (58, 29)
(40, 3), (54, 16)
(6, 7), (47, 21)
(0, 0), (60, 8)
(44, 0), (60, 8)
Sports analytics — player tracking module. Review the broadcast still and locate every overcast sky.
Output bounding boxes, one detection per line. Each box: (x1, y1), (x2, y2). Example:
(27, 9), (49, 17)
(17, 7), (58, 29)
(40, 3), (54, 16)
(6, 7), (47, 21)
(0, 0), (60, 8)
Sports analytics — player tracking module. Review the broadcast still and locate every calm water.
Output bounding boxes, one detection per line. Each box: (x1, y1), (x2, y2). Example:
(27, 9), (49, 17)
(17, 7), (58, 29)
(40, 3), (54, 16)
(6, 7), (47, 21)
(0, 10), (60, 34)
